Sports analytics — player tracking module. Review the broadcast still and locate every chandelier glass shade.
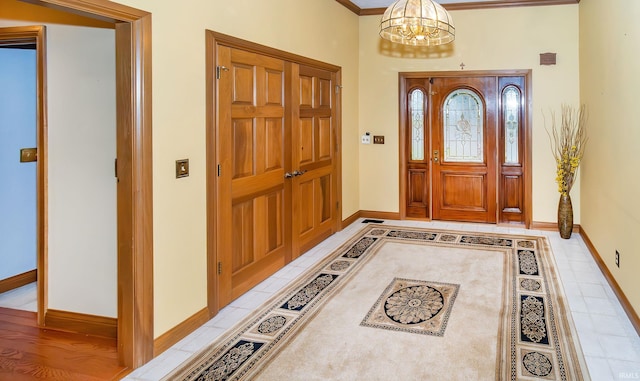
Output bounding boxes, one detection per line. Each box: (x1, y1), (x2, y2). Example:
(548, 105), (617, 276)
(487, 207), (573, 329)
(380, 0), (455, 46)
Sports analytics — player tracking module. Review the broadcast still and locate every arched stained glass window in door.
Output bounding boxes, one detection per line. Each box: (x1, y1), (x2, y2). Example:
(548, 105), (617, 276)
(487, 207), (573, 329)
(443, 89), (483, 162)
(410, 88), (425, 161)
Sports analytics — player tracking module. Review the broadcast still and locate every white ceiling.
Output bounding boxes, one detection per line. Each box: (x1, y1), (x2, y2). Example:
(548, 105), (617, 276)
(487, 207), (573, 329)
(351, 0), (505, 7)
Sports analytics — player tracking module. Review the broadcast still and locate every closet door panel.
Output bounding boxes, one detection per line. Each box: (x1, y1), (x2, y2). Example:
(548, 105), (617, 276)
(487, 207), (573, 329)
(291, 63), (338, 257)
(217, 46), (290, 305)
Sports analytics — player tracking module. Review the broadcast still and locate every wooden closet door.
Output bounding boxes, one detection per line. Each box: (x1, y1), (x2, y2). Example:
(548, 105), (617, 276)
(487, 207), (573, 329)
(291, 64), (337, 257)
(216, 46), (291, 306)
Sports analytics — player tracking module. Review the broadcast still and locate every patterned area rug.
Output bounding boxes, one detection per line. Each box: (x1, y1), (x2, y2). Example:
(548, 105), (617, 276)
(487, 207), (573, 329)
(165, 224), (590, 380)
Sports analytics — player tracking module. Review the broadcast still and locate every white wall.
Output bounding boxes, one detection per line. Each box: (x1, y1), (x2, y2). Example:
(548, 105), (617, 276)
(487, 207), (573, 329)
(46, 25), (117, 317)
(0, 48), (37, 280)
(1, 3), (117, 318)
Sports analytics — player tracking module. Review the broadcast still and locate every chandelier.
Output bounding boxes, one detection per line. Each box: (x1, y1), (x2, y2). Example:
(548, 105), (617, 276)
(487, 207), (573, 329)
(380, 0), (455, 46)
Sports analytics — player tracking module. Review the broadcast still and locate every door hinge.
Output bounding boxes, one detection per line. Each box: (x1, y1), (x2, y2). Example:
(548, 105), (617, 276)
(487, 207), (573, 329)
(216, 65), (229, 79)
(217, 164), (221, 177)
(336, 201), (339, 210)
(217, 262), (222, 275)
(114, 158), (118, 178)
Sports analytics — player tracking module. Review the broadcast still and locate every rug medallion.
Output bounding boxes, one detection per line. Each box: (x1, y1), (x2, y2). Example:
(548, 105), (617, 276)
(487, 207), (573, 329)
(360, 277), (459, 336)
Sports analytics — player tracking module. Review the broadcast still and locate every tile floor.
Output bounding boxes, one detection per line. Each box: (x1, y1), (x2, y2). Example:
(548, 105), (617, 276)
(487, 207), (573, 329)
(0, 281), (36, 311)
(1, 219), (638, 380)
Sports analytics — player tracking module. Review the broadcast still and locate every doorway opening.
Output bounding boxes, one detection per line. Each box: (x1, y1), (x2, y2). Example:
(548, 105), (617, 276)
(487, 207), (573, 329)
(1, 0), (153, 369)
(0, 40), (37, 313)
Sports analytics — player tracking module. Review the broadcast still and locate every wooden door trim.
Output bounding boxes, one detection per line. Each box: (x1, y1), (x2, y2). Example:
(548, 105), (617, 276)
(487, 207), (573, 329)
(206, 30), (343, 317)
(398, 70), (532, 227)
(207, 31), (341, 73)
(20, 0), (154, 368)
(523, 72), (533, 228)
(205, 30), (218, 319)
(334, 69), (343, 232)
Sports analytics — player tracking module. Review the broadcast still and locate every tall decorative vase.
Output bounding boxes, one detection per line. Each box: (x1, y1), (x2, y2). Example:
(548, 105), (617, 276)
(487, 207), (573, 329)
(557, 193), (573, 239)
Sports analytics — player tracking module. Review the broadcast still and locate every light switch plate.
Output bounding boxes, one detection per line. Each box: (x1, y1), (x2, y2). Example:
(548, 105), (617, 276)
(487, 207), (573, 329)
(176, 159), (189, 178)
(20, 148), (37, 162)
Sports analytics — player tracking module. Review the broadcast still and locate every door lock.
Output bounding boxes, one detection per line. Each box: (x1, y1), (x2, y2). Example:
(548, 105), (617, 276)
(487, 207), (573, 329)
(433, 150), (439, 163)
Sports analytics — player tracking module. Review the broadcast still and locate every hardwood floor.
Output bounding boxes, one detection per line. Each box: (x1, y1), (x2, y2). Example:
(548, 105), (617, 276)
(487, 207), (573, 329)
(0, 307), (129, 380)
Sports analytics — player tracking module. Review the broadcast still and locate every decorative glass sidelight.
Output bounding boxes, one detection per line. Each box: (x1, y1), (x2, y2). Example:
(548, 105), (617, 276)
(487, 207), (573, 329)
(410, 89), (425, 161)
(503, 86), (520, 164)
(443, 89), (483, 162)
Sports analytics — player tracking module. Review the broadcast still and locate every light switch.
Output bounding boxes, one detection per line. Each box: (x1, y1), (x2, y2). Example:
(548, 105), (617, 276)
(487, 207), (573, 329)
(176, 159), (189, 178)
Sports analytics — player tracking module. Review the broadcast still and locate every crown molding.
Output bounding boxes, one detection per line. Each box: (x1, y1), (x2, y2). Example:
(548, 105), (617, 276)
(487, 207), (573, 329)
(337, 0), (579, 15)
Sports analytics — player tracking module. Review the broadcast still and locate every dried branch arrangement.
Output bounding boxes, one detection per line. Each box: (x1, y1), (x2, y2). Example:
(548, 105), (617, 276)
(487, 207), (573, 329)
(545, 104), (588, 196)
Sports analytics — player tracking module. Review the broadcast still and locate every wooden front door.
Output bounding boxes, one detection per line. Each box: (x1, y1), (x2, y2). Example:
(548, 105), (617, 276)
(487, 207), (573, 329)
(400, 71), (530, 226)
(431, 76), (498, 223)
(216, 46), (290, 306)
(291, 65), (337, 257)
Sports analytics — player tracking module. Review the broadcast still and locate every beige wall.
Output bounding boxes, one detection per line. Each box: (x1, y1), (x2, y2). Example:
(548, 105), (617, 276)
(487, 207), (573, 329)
(8, 0), (621, 342)
(1, 1), (117, 317)
(358, 5), (580, 223)
(580, 0), (640, 314)
(113, 0), (360, 336)
(3, 0), (359, 337)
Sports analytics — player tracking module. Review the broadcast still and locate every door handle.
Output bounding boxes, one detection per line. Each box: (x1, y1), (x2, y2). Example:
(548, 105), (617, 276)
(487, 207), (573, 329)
(284, 172), (294, 178)
(292, 170), (307, 177)
(433, 150), (439, 163)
